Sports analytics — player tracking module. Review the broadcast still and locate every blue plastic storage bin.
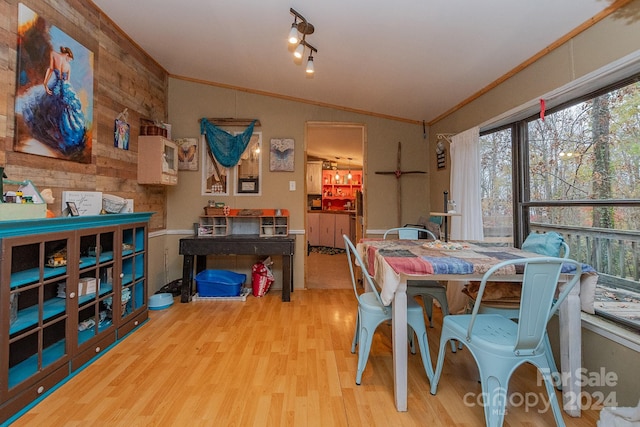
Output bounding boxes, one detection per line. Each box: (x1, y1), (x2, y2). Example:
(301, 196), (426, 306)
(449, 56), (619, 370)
(195, 269), (246, 297)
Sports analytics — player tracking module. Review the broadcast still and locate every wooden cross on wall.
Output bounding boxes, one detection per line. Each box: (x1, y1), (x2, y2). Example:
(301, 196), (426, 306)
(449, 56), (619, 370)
(375, 141), (426, 226)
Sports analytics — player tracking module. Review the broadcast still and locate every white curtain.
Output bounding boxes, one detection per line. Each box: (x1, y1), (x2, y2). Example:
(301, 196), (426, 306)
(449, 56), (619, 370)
(450, 127), (484, 241)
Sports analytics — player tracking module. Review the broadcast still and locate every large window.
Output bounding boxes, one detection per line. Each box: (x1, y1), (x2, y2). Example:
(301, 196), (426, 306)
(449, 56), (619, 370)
(479, 129), (513, 245)
(481, 77), (640, 330)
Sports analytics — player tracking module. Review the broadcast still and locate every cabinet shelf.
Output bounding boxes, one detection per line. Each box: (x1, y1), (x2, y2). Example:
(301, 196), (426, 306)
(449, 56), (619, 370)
(10, 252), (116, 290)
(78, 318), (113, 346)
(79, 252), (114, 268)
(77, 283), (114, 306)
(8, 339), (66, 389)
(9, 298), (67, 336)
(10, 267), (66, 289)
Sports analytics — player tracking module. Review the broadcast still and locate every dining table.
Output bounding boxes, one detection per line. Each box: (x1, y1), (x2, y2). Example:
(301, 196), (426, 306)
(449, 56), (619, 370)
(356, 238), (598, 417)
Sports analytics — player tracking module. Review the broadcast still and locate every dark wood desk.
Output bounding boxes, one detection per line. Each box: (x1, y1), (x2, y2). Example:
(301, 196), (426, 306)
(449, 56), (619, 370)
(179, 235), (295, 302)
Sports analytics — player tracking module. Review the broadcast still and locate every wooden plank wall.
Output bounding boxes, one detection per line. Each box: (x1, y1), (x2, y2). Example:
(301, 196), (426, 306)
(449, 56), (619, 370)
(0, 0), (169, 230)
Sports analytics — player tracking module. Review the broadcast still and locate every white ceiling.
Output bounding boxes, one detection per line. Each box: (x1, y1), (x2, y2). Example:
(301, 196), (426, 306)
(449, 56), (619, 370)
(92, 0), (615, 165)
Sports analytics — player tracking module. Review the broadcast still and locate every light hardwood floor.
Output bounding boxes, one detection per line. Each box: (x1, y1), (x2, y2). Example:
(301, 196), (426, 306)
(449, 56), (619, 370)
(306, 251), (351, 290)
(12, 256), (601, 426)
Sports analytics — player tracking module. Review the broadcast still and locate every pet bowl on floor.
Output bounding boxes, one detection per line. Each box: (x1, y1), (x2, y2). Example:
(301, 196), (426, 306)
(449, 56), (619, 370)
(149, 293), (174, 310)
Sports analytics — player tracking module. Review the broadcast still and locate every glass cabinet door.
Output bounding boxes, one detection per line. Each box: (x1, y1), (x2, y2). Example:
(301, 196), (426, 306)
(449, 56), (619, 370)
(3, 233), (71, 396)
(76, 228), (116, 348)
(119, 224), (147, 323)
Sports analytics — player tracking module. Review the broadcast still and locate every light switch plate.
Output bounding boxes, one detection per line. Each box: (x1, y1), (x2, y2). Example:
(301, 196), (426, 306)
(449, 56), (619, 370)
(289, 181), (296, 191)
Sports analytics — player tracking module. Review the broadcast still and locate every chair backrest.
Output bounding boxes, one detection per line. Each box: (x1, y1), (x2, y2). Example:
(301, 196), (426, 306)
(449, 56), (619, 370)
(560, 241), (570, 258)
(343, 234), (387, 311)
(467, 257), (582, 355)
(383, 227), (436, 240)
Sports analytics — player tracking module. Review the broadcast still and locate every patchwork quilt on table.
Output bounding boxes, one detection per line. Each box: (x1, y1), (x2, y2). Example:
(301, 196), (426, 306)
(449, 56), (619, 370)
(360, 239), (598, 313)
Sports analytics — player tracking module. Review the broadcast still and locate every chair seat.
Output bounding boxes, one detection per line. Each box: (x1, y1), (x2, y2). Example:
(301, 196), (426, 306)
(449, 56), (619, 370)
(444, 314), (546, 354)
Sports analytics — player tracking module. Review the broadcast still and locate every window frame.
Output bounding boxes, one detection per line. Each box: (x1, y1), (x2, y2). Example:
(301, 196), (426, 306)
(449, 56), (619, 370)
(480, 72), (640, 331)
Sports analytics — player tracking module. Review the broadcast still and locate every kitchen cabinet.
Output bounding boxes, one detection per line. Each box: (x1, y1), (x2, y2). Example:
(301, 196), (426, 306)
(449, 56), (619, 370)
(306, 161), (323, 195)
(313, 212), (353, 248)
(307, 212), (320, 247)
(0, 213), (152, 424)
(334, 214), (351, 249)
(137, 136), (178, 185)
(319, 213), (335, 247)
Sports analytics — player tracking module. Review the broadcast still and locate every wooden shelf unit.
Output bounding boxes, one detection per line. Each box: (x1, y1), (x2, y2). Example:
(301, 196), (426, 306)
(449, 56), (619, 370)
(198, 209), (289, 237)
(0, 213), (152, 424)
(321, 169), (362, 211)
(137, 136), (178, 185)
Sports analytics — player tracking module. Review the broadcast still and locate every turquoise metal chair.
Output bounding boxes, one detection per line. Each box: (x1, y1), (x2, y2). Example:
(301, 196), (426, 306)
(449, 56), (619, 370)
(343, 234), (434, 385)
(471, 240), (571, 388)
(430, 257), (582, 427)
(383, 227), (457, 352)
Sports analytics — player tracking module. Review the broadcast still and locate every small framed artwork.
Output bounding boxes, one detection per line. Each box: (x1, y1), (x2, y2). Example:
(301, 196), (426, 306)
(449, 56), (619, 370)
(114, 118), (130, 150)
(67, 201), (79, 216)
(175, 137), (198, 170)
(238, 178), (259, 193)
(270, 138), (294, 172)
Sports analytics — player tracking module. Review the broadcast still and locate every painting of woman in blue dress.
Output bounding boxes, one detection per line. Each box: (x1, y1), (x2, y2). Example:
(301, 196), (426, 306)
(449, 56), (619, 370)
(14, 4), (93, 163)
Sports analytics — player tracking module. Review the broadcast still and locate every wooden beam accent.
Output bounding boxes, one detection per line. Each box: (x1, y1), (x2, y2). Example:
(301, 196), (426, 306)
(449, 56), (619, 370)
(200, 118), (261, 127)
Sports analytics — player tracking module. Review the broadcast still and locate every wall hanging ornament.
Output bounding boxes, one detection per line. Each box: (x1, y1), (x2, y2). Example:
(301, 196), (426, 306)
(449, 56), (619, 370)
(200, 118), (256, 167)
(114, 108), (130, 150)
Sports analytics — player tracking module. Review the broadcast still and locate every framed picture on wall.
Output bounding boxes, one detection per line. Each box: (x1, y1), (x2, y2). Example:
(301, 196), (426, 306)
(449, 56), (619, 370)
(176, 137), (198, 170)
(14, 3), (94, 164)
(238, 178), (259, 193)
(269, 138), (294, 172)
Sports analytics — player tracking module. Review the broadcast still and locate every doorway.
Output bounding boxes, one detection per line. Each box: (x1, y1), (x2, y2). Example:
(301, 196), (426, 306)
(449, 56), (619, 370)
(304, 122), (366, 290)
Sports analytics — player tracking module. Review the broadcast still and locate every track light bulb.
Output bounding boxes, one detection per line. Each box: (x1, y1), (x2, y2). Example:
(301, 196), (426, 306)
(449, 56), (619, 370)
(294, 42), (304, 59)
(288, 23), (299, 44)
(306, 55), (314, 74)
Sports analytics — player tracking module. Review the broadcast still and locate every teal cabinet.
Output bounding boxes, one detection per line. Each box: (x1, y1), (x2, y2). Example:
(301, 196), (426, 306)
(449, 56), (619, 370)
(0, 213), (152, 424)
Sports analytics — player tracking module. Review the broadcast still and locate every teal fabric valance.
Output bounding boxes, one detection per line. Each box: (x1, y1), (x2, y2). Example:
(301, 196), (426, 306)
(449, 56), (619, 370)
(200, 118), (256, 167)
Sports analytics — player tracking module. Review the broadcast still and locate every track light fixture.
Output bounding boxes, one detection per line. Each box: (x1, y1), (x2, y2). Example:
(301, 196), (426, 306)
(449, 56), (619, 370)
(288, 8), (318, 75)
(306, 53), (314, 74)
(294, 38), (305, 59)
(288, 20), (300, 44)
